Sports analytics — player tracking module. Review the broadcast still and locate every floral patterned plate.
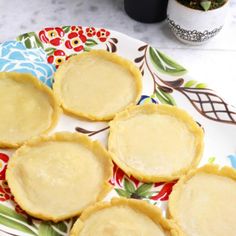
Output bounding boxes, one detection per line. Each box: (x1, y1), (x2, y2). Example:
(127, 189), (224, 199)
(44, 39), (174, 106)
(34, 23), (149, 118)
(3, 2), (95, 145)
(0, 26), (236, 236)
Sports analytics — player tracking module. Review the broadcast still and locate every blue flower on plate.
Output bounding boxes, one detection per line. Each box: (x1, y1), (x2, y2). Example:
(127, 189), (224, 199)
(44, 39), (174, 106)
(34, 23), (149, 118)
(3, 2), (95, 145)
(137, 95), (157, 105)
(0, 41), (55, 87)
(228, 154), (236, 169)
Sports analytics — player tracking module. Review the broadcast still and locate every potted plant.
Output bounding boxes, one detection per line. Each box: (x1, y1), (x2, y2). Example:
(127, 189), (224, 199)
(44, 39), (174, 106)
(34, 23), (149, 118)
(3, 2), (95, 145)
(167, 0), (229, 45)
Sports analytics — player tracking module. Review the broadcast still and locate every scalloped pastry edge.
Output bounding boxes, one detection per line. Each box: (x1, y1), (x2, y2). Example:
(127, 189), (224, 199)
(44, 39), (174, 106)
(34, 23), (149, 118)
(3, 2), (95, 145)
(6, 132), (113, 222)
(108, 104), (204, 183)
(0, 72), (60, 148)
(53, 50), (142, 121)
(167, 164), (236, 234)
(70, 197), (182, 236)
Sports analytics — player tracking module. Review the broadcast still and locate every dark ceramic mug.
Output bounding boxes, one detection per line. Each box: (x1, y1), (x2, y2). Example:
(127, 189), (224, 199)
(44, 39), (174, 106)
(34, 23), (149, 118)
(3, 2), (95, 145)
(124, 0), (169, 23)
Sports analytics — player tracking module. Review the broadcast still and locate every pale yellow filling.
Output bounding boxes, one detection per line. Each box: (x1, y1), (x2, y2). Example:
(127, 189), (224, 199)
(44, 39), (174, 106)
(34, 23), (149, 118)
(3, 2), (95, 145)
(0, 77), (53, 143)
(59, 54), (137, 118)
(175, 173), (236, 236)
(79, 206), (166, 236)
(11, 141), (105, 218)
(111, 113), (196, 176)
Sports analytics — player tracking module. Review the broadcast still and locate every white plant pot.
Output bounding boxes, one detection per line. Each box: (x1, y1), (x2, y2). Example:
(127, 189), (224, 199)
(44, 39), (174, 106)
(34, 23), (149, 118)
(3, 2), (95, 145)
(167, 0), (229, 45)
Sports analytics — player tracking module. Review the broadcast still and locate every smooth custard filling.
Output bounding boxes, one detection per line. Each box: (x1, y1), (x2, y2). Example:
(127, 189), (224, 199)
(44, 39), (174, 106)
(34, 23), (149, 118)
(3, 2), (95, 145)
(175, 173), (236, 236)
(10, 141), (105, 217)
(79, 206), (166, 236)
(0, 77), (53, 143)
(58, 53), (139, 118)
(111, 113), (196, 176)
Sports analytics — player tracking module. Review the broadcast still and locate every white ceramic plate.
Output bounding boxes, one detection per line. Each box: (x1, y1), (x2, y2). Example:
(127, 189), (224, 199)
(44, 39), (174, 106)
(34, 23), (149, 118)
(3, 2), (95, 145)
(0, 26), (236, 236)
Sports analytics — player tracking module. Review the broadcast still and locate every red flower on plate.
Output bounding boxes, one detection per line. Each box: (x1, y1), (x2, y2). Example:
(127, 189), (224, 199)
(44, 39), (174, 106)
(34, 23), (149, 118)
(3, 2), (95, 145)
(0, 153), (9, 180)
(14, 202), (27, 215)
(112, 165), (139, 187)
(39, 27), (64, 46)
(151, 181), (176, 201)
(86, 27), (96, 37)
(70, 26), (83, 34)
(1, 180), (11, 194)
(0, 186), (11, 201)
(47, 49), (68, 68)
(96, 29), (110, 42)
(111, 165), (125, 186)
(65, 31), (87, 52)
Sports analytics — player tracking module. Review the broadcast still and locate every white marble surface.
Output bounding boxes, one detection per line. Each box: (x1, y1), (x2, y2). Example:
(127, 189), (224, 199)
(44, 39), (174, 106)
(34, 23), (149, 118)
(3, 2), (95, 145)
(0, 0), (236, 104)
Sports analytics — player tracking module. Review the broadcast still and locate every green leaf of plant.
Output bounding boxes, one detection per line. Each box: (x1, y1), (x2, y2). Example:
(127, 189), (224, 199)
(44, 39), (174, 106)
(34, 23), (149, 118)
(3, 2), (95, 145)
(51, 221), (67, 233)
(85, 39), (98, 47)
(0, 214), (37, 235)
(135, 183), (153, 197)
(0, 204), (27, 223)
(184, 80), (197, 88)
(200, 1), (211, 11)
(155, 89), (176, 106)
(62, 26), (71, 33)
(39, 222), (62, 236)
(115, 188), (131, 198)
(45, 47), (56, 56)
(149, 47), (187, 76)
(195, 83), (207, 89)
(123, 178), (135, 193)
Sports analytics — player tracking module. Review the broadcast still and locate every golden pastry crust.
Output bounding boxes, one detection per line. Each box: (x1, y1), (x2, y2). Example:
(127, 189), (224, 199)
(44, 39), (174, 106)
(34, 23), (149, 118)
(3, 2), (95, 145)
(70, 198), (181, 236)
(6, 132), (113, 222)
(53, 50), (142, 121)
(108, 104), (204, 182)
(168, 164), (236, 236)
(0, 72), (60, 148)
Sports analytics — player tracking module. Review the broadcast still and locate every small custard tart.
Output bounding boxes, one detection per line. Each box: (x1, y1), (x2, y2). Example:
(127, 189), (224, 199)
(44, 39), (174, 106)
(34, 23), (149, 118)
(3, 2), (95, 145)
(168, 165), (236, 236)
(6, 132), (113, 222)
(0, 72), (60, 148)
(70, 198), (180, 236)
(53, 50), (142, 121)
(108, 104), (204, 182)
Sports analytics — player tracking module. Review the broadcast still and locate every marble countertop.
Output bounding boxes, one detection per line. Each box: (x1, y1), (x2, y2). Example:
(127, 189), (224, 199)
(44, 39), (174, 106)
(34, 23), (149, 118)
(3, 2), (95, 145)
(0, 0), (236, 105)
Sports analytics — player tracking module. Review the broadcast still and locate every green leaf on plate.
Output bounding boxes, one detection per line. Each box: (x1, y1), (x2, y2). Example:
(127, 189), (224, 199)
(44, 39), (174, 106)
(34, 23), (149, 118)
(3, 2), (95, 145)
(123, 178), (135, 193)
(51, 221), (68, 233)
(62, 26), (71, 33)
(208, 156), (216, 163)
(115, 188), (131, 198)
(45, 47), (56, 56)
(149, 47), (187, 76)
(184, 80), (207, 89)
(0, 214), (37, 235)
(155, 89), (176, 106)
(195, 83), (207, 89)
(85, 39), (98, 47)
(0, 204), (27, 223)
(39, 222), (62, 236)
(184, 80), (197, 88)
(17, 32), (43, 49)
(83, 46), (91, 52)
(135, 183), (153, 197)
(24, 38), (32, 49)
